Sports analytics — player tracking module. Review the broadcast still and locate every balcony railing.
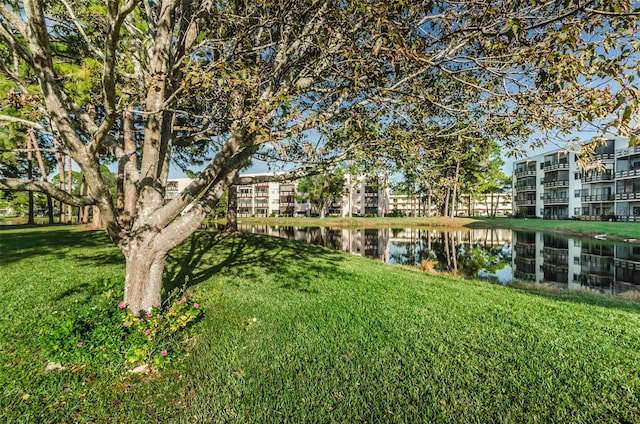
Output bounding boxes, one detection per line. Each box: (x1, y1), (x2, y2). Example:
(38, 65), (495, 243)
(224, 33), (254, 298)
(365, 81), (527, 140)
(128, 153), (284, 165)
(580, 215), (604, 221)
(614, 258), (640, 270)
(515, 199), (537, 205)
(515, 185), (536, 192)
(581, 195), (615, 202)
(593, 153), (615, 160)
(543, 179), (569, 188)
(615, 192), (640, 200)
(615, 169), (640, 178)
(543, 162), (569, 171)
(514, 169), (537, 177)
(615, 146), (640, 158)
(581, 174), (613, 183)
(616, 215), (640, 223)
(543, 197), (569, 205)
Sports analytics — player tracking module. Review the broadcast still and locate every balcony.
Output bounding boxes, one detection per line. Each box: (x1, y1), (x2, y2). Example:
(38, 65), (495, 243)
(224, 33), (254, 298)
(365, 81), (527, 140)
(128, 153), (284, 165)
(593, 153), (615, 160)
(514, 270), (536, 281)
(580, 274), (614, 287)
(543, 196), (569, 205)
(514, 169), (537, 177)
(581, 174), (613, 183)
(580, 215), (604, 221)
(615, 192), (640, 200)
(615, 169), (640, 179)
(614, 258), (640, 270)
(543, 179), (569, 188)
(581, 194), (614, 202)
(515, 185), (536, 192)
(515, 199), (537, 206)
(543, 162), (569, 171)
(615, 146), (640, 158)
(616, 215), (640, 222)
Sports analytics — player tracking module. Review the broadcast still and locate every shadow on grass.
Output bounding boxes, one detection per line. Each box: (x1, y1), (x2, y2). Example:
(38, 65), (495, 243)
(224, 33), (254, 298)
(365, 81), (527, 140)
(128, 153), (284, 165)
(0, 225), (122, 267)
(164, 230), (347, 294)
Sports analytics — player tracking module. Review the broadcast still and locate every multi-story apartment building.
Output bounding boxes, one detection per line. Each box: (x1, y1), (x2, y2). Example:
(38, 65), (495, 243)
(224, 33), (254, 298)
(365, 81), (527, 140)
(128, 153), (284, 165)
(221, 172), (388, 218)
(457, 192), (513, 217)
(233, 174), (310, 217)
(614, 145), (640, 219)
(387, 192), (512, 217)
(512, 136), (633, 220)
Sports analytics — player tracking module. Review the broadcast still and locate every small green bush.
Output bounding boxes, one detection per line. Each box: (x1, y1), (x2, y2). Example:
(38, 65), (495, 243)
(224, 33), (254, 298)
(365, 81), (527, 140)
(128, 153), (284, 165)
(40, 279), (203, 371)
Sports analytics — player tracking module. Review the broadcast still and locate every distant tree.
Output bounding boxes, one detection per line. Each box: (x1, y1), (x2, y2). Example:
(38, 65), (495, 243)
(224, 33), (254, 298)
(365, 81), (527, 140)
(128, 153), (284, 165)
(297, 170), (345, 218)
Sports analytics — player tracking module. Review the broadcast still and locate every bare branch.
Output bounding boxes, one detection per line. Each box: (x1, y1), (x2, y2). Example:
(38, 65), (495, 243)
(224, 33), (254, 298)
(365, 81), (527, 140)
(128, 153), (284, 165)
(0, 114), (46, 131)
(59, 0), (103, 59)
(0, 178), (94, 207)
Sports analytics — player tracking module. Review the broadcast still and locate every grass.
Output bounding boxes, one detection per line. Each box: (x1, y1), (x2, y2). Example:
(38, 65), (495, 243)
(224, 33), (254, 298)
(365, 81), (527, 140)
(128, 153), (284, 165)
(1, 225), (640, 422)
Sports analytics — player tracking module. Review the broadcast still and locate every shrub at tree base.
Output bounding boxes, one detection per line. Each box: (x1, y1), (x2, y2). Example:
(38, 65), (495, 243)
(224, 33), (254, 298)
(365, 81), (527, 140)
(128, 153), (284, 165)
(39, 280), (203, 372)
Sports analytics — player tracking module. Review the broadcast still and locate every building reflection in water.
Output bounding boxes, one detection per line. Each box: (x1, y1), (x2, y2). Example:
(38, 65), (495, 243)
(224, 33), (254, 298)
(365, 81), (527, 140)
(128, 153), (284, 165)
(239, 225), (640, 295)
(512, 231), (640, 295)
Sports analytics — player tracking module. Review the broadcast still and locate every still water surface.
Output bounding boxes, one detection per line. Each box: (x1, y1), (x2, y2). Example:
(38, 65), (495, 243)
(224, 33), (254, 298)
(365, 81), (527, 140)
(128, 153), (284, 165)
(240, 225), (640, 296)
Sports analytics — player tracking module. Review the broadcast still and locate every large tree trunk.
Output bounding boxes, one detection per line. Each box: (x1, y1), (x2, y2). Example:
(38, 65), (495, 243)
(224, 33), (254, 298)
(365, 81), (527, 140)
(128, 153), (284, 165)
(123, 240), (168, 314)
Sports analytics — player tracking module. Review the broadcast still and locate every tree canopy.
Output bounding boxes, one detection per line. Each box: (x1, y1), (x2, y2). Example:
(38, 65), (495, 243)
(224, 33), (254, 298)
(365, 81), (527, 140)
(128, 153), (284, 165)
(0, 0), (638, 313)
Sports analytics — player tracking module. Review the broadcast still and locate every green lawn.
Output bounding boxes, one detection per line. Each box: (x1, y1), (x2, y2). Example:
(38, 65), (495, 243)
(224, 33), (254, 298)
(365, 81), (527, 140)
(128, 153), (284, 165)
(1, 226), (639, 422)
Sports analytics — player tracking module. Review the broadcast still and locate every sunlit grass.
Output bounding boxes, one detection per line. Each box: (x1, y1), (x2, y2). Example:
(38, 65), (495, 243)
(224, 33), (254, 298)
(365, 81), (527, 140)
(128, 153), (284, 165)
(1, 226), (639, 422)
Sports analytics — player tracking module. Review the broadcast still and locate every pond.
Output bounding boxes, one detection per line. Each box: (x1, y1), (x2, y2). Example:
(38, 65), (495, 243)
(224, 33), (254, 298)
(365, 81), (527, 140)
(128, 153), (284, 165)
(239, 225), (640, 296)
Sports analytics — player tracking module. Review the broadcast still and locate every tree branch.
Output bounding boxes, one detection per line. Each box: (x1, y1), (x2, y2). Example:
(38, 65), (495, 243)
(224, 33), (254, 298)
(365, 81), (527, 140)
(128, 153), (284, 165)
(59, 0), (104, 59)
(0, 114), (46, 131)
(0, 178), (94, 207)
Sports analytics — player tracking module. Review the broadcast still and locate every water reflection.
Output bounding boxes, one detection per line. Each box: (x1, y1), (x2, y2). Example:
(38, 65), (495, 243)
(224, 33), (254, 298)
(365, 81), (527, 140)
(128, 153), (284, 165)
(513, 231), (640, 295)
(239, 225), (640, 296)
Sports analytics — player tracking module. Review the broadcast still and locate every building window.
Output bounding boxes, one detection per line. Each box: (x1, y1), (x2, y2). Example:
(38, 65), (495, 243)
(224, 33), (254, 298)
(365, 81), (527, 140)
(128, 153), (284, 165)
(574, 172), (580, 180)
(574, 190), (581, 198)
(574, 256), (580, 265)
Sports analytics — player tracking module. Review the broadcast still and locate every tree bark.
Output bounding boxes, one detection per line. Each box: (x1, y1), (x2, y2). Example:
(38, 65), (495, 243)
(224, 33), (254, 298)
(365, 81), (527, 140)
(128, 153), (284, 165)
(66, 154), (73, 223)
(443, 188), (450, 218)
(122, 110), (137, 229)
(123, 240), (167, 314)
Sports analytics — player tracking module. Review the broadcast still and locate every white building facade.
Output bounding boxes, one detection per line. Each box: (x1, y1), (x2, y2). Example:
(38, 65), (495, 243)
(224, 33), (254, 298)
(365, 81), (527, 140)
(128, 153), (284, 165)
(232, 172), (389, 218)
(512, 136), (636, 220)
